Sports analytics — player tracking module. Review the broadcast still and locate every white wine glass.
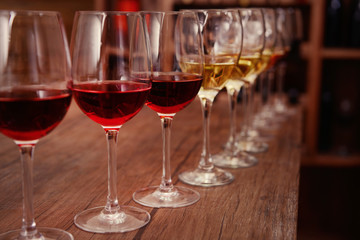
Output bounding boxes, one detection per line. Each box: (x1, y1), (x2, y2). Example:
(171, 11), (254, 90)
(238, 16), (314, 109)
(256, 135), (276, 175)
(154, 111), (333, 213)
(211, 8), (260, 168)
(273, 8), (296, 116)
(254, 8), (285, 131)
(70, 11), (151, 233)
(0, 10), (73, 240)
(132, 11), (202, 208)
(235, 8), (269, 154)
(179, 9), (242, 186)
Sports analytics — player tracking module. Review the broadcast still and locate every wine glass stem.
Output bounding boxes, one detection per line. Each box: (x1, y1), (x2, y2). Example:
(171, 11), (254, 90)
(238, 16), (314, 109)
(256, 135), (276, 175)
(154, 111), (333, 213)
(276, 62), (286, 106)
(248, 83), (255, 131)
(159, 117), (174, 192)
(105, 129), (120, 213)
(199, 97), (214, 170)
(259, 73), (266, 110)
(226, 87), (238, 152)
(267, 68), (275, 108)
(241, 84), (250, 137)
(18, 144), (41, 238)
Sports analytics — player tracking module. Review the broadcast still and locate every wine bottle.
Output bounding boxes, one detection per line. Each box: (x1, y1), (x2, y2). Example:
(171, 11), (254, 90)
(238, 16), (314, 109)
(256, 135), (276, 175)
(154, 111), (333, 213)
(324, 0), (343, 47)
(349, 0), (360, 47)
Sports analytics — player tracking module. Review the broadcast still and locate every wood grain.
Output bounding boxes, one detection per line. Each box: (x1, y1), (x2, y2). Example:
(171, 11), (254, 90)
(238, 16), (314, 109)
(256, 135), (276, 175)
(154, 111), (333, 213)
(0, 92), (302, 239)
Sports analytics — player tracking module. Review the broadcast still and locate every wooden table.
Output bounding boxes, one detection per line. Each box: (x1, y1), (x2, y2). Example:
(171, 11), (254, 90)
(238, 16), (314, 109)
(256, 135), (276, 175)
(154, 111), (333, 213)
(0, 93), (302, 239)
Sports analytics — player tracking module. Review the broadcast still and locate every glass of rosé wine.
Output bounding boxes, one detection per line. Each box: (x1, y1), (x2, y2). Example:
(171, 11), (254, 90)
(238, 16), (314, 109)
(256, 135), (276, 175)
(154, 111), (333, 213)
(0, 11), (73, 240)
(70, 11), (151, 233)
(132, 11), (202, 208)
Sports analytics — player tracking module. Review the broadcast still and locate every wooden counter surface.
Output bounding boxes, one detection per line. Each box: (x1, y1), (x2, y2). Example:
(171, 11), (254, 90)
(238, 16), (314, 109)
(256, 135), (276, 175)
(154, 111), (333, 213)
(0, 93), (302, 239)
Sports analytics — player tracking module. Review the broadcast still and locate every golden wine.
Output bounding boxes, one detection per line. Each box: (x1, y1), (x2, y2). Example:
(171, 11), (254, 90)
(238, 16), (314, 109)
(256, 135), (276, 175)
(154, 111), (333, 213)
(267, 49), (285, 69)
(202, 62), (234, 89)
(257, 49), (272, 73)
(236, 55), (260, 84)
(224, 65), (248, 91)
(180, 56), (236, 100)
(179, 61), (203, 75)
(239, 55), (261, 76)
(198, 62), (235, 100)
(223, 53), (263, 91)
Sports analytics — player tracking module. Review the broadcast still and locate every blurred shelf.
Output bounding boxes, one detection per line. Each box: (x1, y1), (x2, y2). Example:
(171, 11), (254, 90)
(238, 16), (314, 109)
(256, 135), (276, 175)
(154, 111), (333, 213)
(300, 43), (360, 59)
(302, 153), (360, 167)
(322, 48), (360, 59)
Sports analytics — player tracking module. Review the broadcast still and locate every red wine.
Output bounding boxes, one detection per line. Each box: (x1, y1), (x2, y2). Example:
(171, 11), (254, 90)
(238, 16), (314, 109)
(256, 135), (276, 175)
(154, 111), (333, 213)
(0, 88), (72, 141)
(146, 73), (202, 114)
(72, 81), (150, 127)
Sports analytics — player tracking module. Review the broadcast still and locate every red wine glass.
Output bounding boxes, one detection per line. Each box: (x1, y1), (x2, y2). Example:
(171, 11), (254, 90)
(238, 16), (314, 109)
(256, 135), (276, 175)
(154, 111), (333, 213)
(132, 11), (202, 208)
(0, 11), (73, 240)
(70, 11), (151, 233)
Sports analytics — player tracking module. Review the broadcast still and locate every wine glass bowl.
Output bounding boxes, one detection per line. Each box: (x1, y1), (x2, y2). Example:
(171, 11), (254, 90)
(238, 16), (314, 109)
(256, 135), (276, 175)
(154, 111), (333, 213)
(132, 11), (202, 208)
(71, 11), (151, 233)
(0, 10), (73, 240)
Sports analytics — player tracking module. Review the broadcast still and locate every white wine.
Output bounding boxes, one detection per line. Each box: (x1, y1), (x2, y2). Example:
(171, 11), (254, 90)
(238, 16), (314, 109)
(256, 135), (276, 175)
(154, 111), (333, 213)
(198, 61), (235, 100)
(225, 66), (246, 91)
(256, 48), (272, 73)
(180, 56), (236, 101)
(224, 54), (261, 91)
(237, 54), (260, 84)
(267, 49), (285, 69)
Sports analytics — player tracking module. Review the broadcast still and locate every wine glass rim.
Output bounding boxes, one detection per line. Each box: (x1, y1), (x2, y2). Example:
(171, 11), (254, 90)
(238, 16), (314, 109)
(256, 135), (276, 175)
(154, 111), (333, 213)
(140, 10), (197, 15)
(74, 10), (140, 16)
(0, 10), (61, 16)
(182, 9), (239, 13)
(140, 10), (180, 14)
(238, 8), (263, 12)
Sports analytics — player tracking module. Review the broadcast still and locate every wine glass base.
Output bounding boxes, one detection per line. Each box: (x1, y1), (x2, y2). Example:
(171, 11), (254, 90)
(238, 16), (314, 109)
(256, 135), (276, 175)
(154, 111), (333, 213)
(237, 140), (268, 153)
(133, 186), (200, 208)
(179, 167), (234, 187)
(212, 151), (258, 168)
(74, 206), (150, 233)
(0, 227), (73, 240)
(253, 119), (281, 132)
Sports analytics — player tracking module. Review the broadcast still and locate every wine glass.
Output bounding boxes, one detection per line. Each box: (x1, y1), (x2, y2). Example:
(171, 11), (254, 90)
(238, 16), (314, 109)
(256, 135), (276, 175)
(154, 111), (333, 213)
(235, 8), (269, 154)
(0, 11), (73, 240)
(178, 9), (242, 186)
(132, 11), (202, 208)
(254, 8), (283, 130)
(211, 9), (260, 168)
(70, 11), (151, 233)
(253, 8), (288, 128)
(273, 8), (296, 115)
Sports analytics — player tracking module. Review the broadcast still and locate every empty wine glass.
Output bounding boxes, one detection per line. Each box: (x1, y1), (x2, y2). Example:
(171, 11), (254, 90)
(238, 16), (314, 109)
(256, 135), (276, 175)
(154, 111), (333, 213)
(132, 11), (202, 208)
(70, 11), (151, 233)
(0, 10), (73, 240)
(179, 9), (242, 186)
